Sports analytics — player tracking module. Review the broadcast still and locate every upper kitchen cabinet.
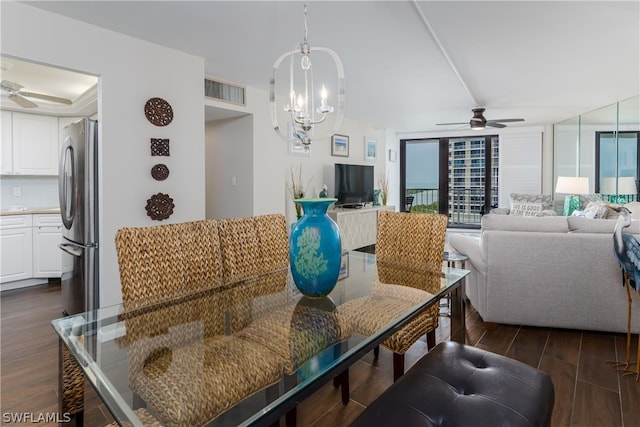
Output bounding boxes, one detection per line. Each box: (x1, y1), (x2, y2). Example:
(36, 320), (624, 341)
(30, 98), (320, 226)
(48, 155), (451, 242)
(1, 111), (59, 175)
(1, 110), (12, 173)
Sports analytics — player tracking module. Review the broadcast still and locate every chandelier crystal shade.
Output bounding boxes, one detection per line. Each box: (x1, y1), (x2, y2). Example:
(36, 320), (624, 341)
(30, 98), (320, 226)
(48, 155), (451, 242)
(270, 4), (345, 147)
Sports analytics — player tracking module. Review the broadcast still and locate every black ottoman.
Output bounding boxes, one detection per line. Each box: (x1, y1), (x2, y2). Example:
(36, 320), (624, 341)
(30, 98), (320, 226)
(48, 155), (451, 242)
(351, 341), (554, 427)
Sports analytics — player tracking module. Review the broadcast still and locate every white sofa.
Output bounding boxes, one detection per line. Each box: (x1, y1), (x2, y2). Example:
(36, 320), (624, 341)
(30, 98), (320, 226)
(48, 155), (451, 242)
(449, 213), (640, 333)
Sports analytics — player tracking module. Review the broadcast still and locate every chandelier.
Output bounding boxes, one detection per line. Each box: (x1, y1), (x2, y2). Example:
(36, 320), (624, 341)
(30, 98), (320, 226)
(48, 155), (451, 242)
(270, 3), (345, 147)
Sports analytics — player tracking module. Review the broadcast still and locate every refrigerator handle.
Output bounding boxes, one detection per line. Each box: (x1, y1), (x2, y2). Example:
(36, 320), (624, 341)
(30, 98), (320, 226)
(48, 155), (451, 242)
(60, 243), (83, 257)
(58, 143), (75, 229)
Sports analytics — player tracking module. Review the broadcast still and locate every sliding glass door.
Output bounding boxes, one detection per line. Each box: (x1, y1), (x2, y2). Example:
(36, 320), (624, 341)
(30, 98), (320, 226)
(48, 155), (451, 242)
(400, 135), (499, 228)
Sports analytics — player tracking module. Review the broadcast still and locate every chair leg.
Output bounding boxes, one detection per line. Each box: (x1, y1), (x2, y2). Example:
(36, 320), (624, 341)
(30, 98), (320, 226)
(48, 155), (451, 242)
(426, 330), (436, 349)
(393, 353), (405, 382)
(373, 345), (380, 358)
(285, 409), (296, 427)
(338, 370), (350, 404)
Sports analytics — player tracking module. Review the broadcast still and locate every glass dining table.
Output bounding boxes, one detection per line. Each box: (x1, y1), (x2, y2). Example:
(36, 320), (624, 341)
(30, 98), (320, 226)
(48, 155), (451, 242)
(52, 250), (469, 427)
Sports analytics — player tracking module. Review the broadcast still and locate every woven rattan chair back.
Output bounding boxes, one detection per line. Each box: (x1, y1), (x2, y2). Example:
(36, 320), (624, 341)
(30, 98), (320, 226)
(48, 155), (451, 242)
(376, 211), (448, 282)
(115, 220), (223, 308)
(220, 214), (290, 331)
(218, 213), (289, 283)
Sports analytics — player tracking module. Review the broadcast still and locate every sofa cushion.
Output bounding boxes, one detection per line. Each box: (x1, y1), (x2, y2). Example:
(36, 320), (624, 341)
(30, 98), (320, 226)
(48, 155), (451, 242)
(509, 193), (554, 210)
(510, 202), (543, 217)
(482, 214), (569, 233)
(567, 216), (640, 234)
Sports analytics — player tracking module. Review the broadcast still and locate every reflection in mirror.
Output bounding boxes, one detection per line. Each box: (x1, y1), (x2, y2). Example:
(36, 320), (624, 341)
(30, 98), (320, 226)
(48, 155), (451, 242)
(554, 95), (640, 203)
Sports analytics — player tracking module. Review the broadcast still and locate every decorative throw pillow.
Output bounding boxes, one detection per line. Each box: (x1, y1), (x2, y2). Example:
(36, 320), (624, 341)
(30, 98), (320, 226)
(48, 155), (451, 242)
(571, 209), (597, 219)
(584, 201), (609, 219)
(509, 193), (554, 211)
(579, 193), (603, 209)
(510, 202), (543, 217)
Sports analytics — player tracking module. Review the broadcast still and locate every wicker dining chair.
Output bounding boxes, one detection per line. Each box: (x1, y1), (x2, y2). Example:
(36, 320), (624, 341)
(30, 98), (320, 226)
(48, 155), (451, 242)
(359, 211), (447, 381)
(219, 214), (351, 425)
(114, 220), (285, 426)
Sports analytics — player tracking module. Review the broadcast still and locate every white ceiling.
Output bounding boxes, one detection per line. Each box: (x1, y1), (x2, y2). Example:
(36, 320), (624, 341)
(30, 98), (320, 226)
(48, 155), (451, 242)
(16, 1), (640, 132)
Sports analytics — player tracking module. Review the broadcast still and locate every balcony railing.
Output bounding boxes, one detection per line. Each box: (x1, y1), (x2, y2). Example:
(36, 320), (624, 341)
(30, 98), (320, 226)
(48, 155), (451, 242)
(406, 187), (488, 227)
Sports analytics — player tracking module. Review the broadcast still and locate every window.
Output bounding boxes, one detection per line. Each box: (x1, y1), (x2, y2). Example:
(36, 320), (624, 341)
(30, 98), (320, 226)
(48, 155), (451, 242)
(400, 135), (499, 227)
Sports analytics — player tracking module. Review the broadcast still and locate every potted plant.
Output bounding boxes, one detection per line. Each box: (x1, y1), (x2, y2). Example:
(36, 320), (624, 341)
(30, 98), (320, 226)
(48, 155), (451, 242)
(290, 165), (308, 219)
(378, 173), (389, 206)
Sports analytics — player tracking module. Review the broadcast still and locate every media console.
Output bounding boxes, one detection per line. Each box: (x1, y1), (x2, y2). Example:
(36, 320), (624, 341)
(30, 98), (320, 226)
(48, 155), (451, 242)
(327, 205), (395, 251)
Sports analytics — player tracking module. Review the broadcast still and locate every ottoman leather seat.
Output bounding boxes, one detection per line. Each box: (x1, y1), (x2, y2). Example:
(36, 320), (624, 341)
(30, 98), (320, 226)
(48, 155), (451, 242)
(351, 341), (554, 427)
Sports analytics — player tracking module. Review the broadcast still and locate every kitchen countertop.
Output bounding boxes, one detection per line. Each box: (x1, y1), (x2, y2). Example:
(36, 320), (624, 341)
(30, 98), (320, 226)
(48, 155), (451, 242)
(0, 208), (61, 216)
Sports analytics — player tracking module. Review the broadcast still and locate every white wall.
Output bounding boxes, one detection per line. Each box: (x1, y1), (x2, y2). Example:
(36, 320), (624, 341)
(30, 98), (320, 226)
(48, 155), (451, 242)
(205, 114), (254, 219)
(2, 3), (205, 307)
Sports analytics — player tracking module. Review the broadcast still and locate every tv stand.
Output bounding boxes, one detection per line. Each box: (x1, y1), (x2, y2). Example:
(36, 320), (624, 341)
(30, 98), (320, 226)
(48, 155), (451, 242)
(327, 205), (395, 251)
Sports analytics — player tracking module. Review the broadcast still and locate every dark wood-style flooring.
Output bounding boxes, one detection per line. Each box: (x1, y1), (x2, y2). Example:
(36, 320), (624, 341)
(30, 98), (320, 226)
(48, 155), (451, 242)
(2, 282), (640, 426)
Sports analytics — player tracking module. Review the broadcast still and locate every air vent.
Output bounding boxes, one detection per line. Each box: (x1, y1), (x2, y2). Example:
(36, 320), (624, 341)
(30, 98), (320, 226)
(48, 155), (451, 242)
(204, 76), (245, 106)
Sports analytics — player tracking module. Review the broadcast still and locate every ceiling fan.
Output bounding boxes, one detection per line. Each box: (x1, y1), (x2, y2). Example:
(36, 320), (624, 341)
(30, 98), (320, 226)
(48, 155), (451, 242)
(437, 107), (524, 130)
(1, 80), (72, 109)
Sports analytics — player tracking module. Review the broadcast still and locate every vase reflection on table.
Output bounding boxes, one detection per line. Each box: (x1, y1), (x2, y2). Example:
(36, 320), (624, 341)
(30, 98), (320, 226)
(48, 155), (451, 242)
(290, 198), (341, 297)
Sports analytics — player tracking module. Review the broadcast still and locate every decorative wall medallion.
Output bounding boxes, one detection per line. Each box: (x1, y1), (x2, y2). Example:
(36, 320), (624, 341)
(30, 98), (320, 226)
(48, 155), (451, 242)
(150, 138), (170, 156)
(144, 97), (174, 126)
(145, 192), (175, 221)
(151, 164), (170, 181)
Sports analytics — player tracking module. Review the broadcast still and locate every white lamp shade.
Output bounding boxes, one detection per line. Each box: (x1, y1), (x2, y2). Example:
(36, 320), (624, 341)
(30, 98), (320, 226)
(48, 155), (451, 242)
(600, 176), (637, 195)
(555, 176), (590, 195)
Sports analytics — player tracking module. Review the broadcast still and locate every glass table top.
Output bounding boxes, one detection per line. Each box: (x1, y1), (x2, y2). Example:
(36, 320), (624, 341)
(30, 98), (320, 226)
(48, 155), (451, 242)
(52, 251), (469, 426)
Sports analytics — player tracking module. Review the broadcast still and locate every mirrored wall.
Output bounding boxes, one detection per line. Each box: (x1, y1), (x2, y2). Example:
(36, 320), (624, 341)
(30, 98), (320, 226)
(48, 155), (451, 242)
(554, 95), (640, 202)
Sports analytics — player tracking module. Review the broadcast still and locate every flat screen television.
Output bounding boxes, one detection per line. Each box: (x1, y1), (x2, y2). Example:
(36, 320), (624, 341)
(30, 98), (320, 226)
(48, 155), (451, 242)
(334, 163), (374, 208)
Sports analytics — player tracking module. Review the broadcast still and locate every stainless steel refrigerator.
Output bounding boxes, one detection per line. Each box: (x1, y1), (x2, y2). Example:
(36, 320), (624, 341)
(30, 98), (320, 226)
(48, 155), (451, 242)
(58, 117), (99, 316)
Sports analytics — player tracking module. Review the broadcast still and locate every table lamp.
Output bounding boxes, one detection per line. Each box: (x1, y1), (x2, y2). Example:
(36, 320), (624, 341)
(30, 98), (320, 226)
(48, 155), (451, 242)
(555, 176), (589, 216)
(600, 176), (637, 203)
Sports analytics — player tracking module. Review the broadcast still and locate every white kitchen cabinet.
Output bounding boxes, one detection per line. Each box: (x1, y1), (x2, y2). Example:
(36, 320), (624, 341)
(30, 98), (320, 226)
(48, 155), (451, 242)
(10, 112), (59, 175)
(0, 215), (33, 283)
(32, 214), (63, 278)
(0, 111), (12, 174)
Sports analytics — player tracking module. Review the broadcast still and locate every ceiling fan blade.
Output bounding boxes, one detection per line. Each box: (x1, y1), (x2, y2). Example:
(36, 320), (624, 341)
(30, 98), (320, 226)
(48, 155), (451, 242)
(489, 118), (525, 123)
(20, 91), (72, 105)
(486, 122), (507, 128)
(9, 93), (38, 108)
(436, 121), (468, 126)
(1, 80), (23, 92)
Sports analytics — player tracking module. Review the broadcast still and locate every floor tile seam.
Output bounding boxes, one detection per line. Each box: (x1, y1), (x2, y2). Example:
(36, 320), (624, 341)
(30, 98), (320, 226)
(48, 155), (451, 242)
(536, 329), (552, 371)
(568, 331), (583, 427)
(613, 335), (628, 427)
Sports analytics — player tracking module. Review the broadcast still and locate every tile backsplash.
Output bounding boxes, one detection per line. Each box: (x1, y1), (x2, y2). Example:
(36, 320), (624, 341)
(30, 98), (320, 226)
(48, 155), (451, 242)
(0, 176), (59, 210)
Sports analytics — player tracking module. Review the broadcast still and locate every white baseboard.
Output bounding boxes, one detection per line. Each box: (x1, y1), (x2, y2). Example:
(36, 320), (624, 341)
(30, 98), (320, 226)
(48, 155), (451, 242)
(1, 278), (50, 292)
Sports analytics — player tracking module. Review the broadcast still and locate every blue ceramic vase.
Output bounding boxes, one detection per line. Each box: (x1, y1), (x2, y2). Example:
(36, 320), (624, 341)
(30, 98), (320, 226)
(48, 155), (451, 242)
(290, 198), (341, 297)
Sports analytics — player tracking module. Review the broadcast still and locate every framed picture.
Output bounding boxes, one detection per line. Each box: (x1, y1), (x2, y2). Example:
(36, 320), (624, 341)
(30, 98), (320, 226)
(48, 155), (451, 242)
(364, 138), (377, 161)
(364, 253), (376, 270)
(331, 134), (349, 157)
(389, 149), (397, 162)
(288, 124), (310, 157)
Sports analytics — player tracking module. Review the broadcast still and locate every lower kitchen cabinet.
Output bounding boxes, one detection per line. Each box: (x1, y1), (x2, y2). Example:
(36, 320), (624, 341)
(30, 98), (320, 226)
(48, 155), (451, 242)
(33, 215), (64, 278)
(0, 215), (34, 283)
(1, 214), (64, 287)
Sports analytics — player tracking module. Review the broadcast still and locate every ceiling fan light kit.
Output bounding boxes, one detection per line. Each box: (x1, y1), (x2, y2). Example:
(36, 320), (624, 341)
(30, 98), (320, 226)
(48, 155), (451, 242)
(437, 107), (524, 130)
